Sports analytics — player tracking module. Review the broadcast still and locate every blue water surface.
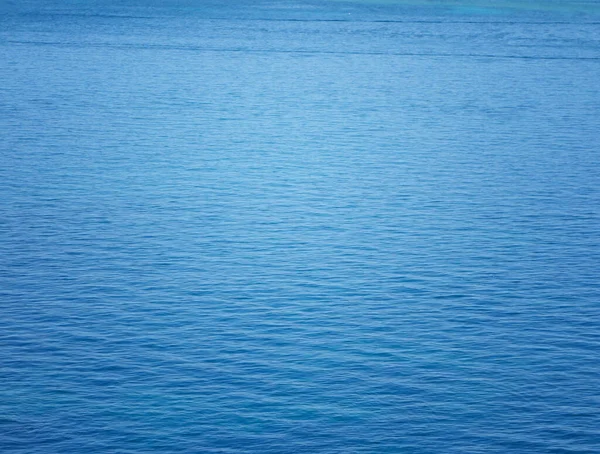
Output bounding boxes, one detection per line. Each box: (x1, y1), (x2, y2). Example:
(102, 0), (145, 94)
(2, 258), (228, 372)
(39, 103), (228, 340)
(1, 1), (600, 452)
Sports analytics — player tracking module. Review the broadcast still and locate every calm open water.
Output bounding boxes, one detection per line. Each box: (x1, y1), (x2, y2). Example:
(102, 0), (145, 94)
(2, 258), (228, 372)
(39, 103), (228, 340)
(1, 1), (600, 452)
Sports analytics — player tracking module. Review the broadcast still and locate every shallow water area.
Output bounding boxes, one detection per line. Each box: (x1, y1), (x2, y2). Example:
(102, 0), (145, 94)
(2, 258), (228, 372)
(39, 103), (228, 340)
(1, 1), (600, 453)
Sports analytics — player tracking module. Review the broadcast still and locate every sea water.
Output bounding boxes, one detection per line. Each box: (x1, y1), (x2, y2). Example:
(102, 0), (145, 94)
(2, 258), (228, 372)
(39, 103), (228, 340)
(1, 1), (599, 452)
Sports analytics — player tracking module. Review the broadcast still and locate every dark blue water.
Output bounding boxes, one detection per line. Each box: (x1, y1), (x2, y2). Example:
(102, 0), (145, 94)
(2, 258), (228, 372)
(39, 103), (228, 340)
(1, 1), (600, 452)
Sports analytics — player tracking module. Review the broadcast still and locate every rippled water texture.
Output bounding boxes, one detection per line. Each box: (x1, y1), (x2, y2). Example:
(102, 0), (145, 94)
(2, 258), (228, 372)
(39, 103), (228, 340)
(1, 1), (600, 452)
